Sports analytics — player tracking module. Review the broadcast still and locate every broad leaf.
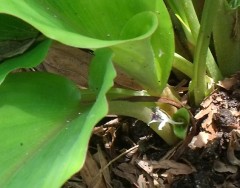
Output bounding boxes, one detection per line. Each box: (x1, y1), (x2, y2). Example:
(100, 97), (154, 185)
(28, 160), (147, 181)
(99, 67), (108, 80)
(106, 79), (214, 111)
(0, 14), (38, 40)
(0, 72), (81, 187)
(0, 0), (173, 95)
(0, 0), (156, 48)
(172, 108), (190, 139)
(0, 14), (39, 61)
(151, 0), (175, 94)
(0, 49), (115, 187)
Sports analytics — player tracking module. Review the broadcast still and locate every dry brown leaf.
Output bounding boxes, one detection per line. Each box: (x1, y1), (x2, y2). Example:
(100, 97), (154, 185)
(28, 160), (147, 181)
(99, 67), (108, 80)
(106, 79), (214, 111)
(63, 181), (86, 188)
(96, 145), (112, 188)
(136, 160), (153, 174)
(195, 104), (212, 120)
(111, 179), (125, 188)
(217, 74), (240, 90)
(112, 163), (140, 185)
(227, 130), (240, 167)
(42, 42), (141, 90)
(137, 174), (147, 188)
(202, 95), (214, 108)
(164, 168), (193, 176)
(43, 42), (91, 88)
(188, 132), (211, 149)
(118, 163), (139, 174)
(93, 126), (107, 136)
(222, 182), (238, 188)
(80, 151), (106, 188)
(213, 160), (238, 173)
(150, 160), (196, 175)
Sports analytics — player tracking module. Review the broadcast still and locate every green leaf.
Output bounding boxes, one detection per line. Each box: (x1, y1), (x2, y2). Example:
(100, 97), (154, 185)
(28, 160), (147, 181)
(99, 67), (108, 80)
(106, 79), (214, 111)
(166, 0), (222, 82)
(172, 108), (190, 139)
(0, 39), (52, 84)
(0, 49), (115, 187)
(228, 0), (240, 8)
(0, 0), (173, 95)
(213, 0), (240, 76)
(0, 14), (39, 40)
(88, 48), (115, 91)
(190, 0), (221, 106)
(0, 0), (156, 48)
(0, 14), (39, 61)
(151, 0), (175, 94)
(0, 72), (81, 187)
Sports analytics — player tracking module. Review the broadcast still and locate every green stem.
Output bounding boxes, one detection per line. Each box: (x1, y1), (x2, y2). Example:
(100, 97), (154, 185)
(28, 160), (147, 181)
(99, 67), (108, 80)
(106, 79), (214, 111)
(165, 0), (223, 81)
(181, 0), (200, 43)
(205, 50), (222, 81)
(80, 87), (180, 145)
(191, 0), (221, 106)
(173, 53), (193, 78)
(79, 88), (149, 102)
(182, 0), (222, 81)
(109, 101), (153, 123)
(108, 101), (179, 145)
(165, 0), (199, 45)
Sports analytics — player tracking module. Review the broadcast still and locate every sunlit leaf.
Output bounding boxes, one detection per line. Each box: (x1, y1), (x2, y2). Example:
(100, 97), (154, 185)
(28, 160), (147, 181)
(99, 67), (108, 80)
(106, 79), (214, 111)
(0, 48), (115, 187)
(172, 108), (190, 139)
(0, 0), (173, 95)
(0, 0), (156, 48)
(151, 0), (175, 94)
(0, 72), (81, 187)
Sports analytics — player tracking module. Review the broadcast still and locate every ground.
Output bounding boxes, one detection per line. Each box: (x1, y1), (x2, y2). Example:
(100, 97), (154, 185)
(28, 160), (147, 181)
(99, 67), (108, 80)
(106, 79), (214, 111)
(37, 42), (240, 188)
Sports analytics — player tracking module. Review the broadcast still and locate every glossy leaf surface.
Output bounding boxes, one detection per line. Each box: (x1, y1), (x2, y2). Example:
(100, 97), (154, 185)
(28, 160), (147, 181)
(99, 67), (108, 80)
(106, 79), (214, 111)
(172, 108), (190, 139)
(0, 0), (174, 95)
(0, 49), (115, 187)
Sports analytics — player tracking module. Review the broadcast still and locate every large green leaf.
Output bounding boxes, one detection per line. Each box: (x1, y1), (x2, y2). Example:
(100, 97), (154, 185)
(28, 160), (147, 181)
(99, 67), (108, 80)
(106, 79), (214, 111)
(0, 72), (81, 187)
(0, 0), (156, 48)
(0, 14), (38, 40)
(0, 14), (40, 61)
(0, 49), (115, 187)
(0, 0), (173, 95)
(151, 0), (174, 94)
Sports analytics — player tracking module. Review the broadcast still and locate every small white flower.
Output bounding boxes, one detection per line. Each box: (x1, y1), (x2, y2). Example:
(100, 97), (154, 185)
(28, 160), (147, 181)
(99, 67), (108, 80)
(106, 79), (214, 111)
(148, 107), (183, 130)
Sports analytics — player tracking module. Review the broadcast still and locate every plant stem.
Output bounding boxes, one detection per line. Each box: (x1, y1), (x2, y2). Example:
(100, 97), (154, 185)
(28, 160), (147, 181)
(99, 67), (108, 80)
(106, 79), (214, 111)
(109, 101), (153, 123)
(181, 0), (200, 43)
(165, 0), (223, 81)
(173, 53), (193, 78)
(191, 0), (221, 106)
(108, 101), (179, 145)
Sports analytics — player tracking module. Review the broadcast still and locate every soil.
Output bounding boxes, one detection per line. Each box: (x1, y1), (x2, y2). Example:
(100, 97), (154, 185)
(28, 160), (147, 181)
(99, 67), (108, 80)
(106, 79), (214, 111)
(36, 42), (240, 188)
